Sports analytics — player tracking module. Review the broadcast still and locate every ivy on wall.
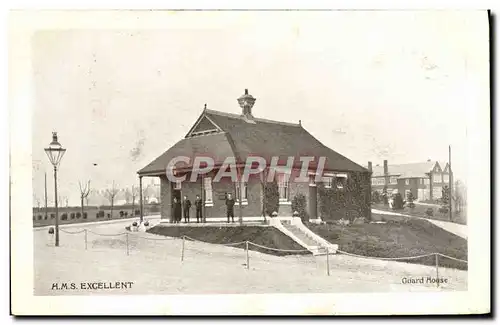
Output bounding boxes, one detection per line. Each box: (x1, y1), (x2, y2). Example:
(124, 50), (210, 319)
(318, 172), (371, 221)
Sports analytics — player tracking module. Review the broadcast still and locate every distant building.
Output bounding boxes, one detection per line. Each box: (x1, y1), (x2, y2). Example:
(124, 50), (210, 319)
(367, 159), (452, 201)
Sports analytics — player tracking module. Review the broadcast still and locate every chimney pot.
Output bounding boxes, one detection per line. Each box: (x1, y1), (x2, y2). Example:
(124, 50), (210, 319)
(367, 161), (372, 172)
(245, 89), (248, 95)
(383, 160), (388, 175)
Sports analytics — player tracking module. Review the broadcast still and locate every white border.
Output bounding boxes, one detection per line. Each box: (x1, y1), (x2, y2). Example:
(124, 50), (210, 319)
(8, 8), (491, 316)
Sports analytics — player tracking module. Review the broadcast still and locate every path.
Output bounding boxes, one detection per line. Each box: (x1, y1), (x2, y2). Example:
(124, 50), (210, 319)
(34, 219), (467, 296)
(372, 209), (467, 239)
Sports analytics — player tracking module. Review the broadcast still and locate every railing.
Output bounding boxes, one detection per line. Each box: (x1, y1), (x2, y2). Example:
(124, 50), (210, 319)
(55, 228), (467, 283)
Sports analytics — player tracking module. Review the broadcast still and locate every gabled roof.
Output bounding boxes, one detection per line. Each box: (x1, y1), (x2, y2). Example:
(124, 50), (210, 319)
(370, 161), (448, 178)
(138, 109), (368, 175)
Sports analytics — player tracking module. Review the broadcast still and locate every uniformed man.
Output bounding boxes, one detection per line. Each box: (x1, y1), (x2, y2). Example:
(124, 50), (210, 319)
(195, 194), (203, 223)
(183, 195), (191, 223)
(173, 197), (182, 223)
(226, 193), (235, 223)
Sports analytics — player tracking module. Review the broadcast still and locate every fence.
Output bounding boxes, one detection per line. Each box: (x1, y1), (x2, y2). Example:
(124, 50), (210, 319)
(56, 228), (467, 287)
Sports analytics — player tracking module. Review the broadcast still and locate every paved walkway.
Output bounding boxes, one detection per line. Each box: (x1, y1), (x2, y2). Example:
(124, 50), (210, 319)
(372, 209), (467, 239)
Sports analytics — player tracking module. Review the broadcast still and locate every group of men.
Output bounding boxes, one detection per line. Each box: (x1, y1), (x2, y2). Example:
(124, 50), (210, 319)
(172, 193), (236, 223)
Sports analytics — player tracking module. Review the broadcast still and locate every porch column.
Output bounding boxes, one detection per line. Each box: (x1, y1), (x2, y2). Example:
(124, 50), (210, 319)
(139, 175), (144, 223)
(201, 173), (206, 222)
(238, 167), (243, 225)
(261, 168), (267, 221)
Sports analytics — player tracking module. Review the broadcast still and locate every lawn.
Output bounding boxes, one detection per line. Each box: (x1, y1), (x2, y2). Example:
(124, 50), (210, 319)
(147, 225), (311, 256)
(372, 203), (467, 225)
(306, 214), (468, 270)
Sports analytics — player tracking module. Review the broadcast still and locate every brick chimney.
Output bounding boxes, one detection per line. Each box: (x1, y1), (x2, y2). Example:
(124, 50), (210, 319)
(367, 161), (372, 173)
(383, 160), (388, 175)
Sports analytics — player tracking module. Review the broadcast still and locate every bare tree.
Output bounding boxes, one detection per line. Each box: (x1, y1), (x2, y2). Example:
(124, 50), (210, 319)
(142, 184), (151, 204)
(79, 180), (91, 218)
(131, 185), (139, 213)
(124, 188), (132, 204)
(104, 181), (119, 218)
(58, 195), (69, 208)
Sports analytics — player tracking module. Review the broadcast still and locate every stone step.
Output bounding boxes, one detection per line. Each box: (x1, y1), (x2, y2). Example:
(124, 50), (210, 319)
(282, 223), (319, 247)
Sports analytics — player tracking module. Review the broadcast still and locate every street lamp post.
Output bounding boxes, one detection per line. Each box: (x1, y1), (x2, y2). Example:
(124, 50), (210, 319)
(44, 132), (66, 247)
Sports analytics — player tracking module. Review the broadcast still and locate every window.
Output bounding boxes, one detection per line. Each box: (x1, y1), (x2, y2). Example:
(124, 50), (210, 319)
(405, 179), (410, 185)
(278, 173), (290, 201)
(433, 186), (443, 199)
(324, 176), (333, 189)
(174, 180), (182, 190)
(372, 177), (385, 186)
(443, 174), (449, 184)
(235, 180), (248, 202)
(433, 173), (441, 184)
(390, 177), (398, 185)
(424, 178), (430, 185)
(336, 176), (347, 189)
(203, 177), (213, 204)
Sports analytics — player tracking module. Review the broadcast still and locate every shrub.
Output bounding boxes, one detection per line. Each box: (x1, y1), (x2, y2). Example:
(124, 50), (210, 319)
(382, 187), (389, 205)
(264, 178), (280, 217)
(149, 204), (160, 213)
(132, 222), (138, 227)
(33, 216), (35, 221)
(37, 215), (42, 220)
(96, 212), (100, 219)
(44, 215), (48, 220)
(144, 221), (150, 227)
(291, 193), (308, 222)
(76, 212), (81, 219)
(98, 210), (105, 218)
(70, 213), (75, 219)
(372, 190), (381, 204)
(353, 217), (366, 225)
(392, 193), (405, 210)
(107, 213), (111, 219)
(426, 208), (434, 216)
(48, 227), (54, 234)
(120, 211), (124, 217)
(124, 211), (128, 216)
(406, 192), (416, 209)
(439, 206), (449, 214)
(135, 210), (140, 216)
(50, 213), (55, 219)
(61, 213), (68, 220)
(83, 212), (87, 219)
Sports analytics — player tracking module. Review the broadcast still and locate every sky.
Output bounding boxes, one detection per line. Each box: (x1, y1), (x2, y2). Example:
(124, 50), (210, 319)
(30, 10), (488, 206)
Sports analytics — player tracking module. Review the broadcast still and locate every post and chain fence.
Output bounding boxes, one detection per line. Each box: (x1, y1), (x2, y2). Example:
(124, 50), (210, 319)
(54, 228), (467, 285)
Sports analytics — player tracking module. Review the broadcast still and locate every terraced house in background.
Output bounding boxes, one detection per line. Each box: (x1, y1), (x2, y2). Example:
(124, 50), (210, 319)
(368, 159), (452, 201)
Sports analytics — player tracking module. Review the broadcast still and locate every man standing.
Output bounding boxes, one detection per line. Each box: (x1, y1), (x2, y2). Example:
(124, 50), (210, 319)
(195, 194), (203, 223)
(226, 193), (235, 223)
(183, 195), (191, 223)
(173, 197), (181, 224)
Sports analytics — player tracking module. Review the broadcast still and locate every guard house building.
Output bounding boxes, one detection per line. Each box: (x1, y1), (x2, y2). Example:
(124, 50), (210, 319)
(137, 89), (371, 223)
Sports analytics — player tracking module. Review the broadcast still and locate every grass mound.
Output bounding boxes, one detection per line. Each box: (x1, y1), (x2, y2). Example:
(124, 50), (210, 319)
(147, 225), (311, 256)
(307, 216), (467, 270)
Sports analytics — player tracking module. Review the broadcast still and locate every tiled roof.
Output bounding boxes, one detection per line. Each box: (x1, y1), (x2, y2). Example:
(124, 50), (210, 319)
(138, 133), (236, 174)
(370, 161), (447, 178)
(138, 109), (367, 175)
